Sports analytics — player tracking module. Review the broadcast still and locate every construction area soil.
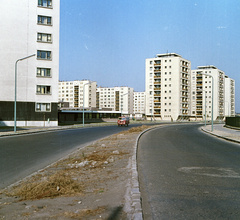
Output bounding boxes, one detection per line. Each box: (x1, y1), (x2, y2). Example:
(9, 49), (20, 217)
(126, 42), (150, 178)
(0, 125), (151, 220)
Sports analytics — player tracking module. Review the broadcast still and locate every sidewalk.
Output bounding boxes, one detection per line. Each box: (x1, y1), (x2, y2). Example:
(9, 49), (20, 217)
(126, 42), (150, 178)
(201, 124), (240, 143)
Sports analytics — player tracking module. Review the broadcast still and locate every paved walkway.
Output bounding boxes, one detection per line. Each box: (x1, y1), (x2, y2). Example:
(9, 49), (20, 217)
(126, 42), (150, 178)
(201, 124), (240, 143)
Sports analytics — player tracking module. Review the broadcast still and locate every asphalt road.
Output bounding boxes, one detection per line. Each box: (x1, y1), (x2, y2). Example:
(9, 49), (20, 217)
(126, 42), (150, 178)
(0, 124), (141, 189)
(137, 124), (240, 220)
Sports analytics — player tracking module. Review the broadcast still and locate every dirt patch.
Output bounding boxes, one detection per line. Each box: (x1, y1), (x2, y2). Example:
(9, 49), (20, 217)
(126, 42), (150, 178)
(0, 125), (151, 219)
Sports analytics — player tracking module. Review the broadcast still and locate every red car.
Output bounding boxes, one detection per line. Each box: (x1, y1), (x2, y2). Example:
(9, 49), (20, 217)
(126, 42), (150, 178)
(117, 116), (130, 126)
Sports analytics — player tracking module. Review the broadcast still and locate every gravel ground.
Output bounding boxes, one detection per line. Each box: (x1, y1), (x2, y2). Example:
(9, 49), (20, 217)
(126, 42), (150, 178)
(0, 126), (150, 220)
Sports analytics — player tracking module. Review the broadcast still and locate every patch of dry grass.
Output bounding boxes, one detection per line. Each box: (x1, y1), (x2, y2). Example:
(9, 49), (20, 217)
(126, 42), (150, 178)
(119, 125), (151, 134)
(5, 128), (141, 202)
(9, 170), (83, 200)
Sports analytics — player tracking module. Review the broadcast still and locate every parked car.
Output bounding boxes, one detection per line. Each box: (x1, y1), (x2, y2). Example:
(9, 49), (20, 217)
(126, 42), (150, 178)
(117, 116), (130, 126)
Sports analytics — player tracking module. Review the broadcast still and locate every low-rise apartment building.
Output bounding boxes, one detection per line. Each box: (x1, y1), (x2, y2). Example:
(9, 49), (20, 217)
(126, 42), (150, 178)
(96, 87), (134, 115)
(145, 53), (191, 121)
(58, 80), (97, 109)
(133, 92), (145, 118)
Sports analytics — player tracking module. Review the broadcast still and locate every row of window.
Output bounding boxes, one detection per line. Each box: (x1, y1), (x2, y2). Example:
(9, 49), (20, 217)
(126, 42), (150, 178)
(36, 102), (51, 112)
(38, 0), (52, 8)
(38, 15), (52, 25)
(37, 68), (51, 77)
(37, 50), (51, 60)
(38, 33), (52, 43)
(149, 59), (172, 65)
(36, 1), (53, 113)
(37, 85), (51, 94)
(149, 72), (172, 76)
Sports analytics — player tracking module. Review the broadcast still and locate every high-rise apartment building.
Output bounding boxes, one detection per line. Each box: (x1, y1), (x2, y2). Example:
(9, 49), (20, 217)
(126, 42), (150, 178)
(224, 76), (235, 117)
(96, 87), (134, 115)
(145, 53), (191, 121)
(0, 0), (60, 126)
(58, 80), (97, 109)
(133, 92), (145, 117)
(191, 66), (226, 120)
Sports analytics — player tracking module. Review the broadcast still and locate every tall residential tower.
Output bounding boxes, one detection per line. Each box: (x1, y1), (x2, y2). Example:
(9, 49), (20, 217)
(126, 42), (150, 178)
(145, 53), (191, 121)
(0, 0), (60, 126)
(191, 66), (226, 120)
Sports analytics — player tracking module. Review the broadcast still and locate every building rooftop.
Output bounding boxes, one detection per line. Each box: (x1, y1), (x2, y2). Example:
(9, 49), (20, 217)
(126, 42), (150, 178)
(197, 65), (217, 70)
(156, 53), (182, 58)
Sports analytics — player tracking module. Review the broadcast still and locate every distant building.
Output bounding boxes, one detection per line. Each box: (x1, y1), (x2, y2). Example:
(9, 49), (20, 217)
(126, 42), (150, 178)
(0, 0), (60, 126)
(191, 66), (226, 120)
(96, 87), (134, 115)
(224, 76), (235, 116)
(133, 92), (145, 118)
(58, 80), (97, 109)
(145, 53), (191, 121)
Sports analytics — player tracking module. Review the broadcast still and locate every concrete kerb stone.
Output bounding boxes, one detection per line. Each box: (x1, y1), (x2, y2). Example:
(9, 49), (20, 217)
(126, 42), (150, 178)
(201, 126), (240, 144)
(130, 125), (162, 220)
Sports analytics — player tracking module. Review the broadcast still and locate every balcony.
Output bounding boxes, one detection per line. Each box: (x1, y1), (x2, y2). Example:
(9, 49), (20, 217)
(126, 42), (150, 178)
(154, 68), (161, 72)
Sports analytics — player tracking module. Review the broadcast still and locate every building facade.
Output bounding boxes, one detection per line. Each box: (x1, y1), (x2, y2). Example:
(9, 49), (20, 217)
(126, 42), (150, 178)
(224, 76), (235, 117)
(145, 53), (191, 121)
(58, 80), (97, 109)
(191, 66), (226, 121)
(133, 92), (145, 118)
(0, 0), (60, 126)
(96, 87), (134, 115)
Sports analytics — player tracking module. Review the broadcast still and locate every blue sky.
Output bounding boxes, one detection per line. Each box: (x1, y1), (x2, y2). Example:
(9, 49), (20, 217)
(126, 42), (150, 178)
(59, 0), (240, 112)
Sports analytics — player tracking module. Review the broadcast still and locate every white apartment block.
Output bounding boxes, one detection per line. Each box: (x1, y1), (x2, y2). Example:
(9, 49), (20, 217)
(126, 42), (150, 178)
(58, 80), (97, 109)
(191, 66), (225, 120)
(224, 76), (235, 116)
(145, 53), (191, 121)
(0, 0), (60, 126)
(96, 87), (134, 115)
(133, 92), (146, 117)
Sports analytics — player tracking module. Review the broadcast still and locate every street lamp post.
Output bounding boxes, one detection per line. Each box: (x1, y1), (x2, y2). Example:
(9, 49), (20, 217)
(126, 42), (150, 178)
(14, 54), (35, 133)
(201, 73), (214, 131)
(83, 81), (92, 127)
(121, 93), (129, 116)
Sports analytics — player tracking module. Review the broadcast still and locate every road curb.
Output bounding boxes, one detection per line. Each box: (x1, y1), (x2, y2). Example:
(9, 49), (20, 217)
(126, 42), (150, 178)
(201, 127), (240, 144)
(130, 125), (162, 220)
